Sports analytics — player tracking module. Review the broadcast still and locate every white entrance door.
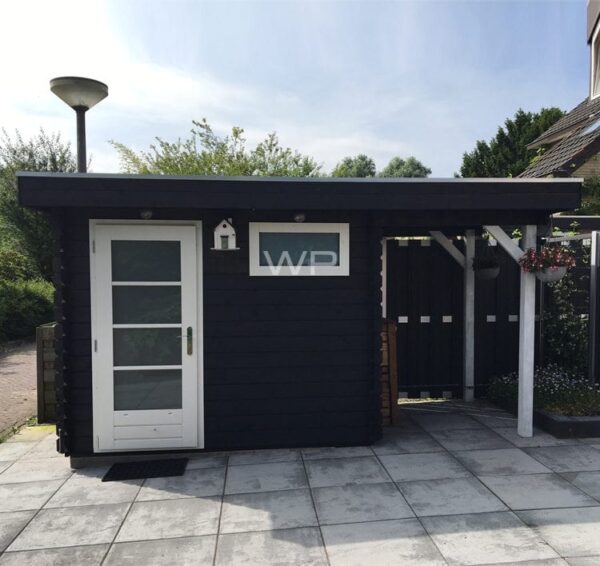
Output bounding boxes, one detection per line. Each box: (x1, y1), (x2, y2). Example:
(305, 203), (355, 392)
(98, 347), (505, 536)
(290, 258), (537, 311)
(91, 223), (200, 451)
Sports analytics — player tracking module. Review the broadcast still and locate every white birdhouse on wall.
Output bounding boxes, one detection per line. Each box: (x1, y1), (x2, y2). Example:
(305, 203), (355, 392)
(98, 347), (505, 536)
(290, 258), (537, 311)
(212, 218), (239, 251)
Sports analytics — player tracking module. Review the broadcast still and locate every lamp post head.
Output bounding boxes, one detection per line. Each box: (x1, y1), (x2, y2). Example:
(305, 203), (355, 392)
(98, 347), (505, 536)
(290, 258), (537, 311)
(50, 76), (108, 110)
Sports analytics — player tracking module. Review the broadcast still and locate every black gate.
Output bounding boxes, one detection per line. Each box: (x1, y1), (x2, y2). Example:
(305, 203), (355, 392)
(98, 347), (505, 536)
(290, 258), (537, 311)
(385, 237), (524, 398)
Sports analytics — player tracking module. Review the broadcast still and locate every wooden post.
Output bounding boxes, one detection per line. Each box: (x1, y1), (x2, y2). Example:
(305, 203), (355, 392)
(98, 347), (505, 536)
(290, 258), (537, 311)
(518, 225), (537, 437)
(464, 230), (475, 402)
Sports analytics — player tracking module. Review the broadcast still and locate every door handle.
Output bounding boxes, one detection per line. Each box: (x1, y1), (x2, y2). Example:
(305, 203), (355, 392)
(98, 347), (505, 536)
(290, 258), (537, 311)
(186, 326), (193, 355)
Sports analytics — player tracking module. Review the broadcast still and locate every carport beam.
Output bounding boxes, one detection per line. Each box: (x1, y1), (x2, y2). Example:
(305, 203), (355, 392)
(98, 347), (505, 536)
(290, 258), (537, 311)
(485, 224), (537, 438)
(517, 225), (537, 437)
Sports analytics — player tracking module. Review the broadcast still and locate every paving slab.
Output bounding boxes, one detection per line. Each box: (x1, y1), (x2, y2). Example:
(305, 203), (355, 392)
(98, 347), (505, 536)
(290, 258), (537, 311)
(20, 436), (61, 460)
(410, 412), (484, 432)
(566, 558), (600, 565)
(372, 431), (444, 456)
(312, 482), (413, 525)
(0, 479), (63, 512)
(304, 456), (389, 488)
(422, 511), (560, 565)
(0, 458), (72, 484)
(225, 461), (307, 495)
(301, 446), (373, 460)
(525, 446), (600, 473)
(562, 471), (600, 500)
(494, 427), (578, 448)
(321, 518), (446, 566)
(0, 463), (11, 475)
(398, 477), (507, 517)
(431, 428), (513, 451)
(8, 504), (127, 551)
(0, 511), (35, 552)
(480, 473), (598, 510)
(379, 451), (471, 482)
(453, 448), (552, 476)
(46, 469), (141, 508)
(5, 426), (54, 444)
(116, 497), (221, 542)
(104, 535), (216, 566)
(220, 488), (317, 533)
(215, 527), (327, 565)
(0, 543), (109, 565)
(472, 413), (518, 428)
(518, 506), (600, 557)
(228, 448), (300, 466)
(186, 453), (228, 470)
(0, 443), (33, 461)
(136, 466), (225, 501)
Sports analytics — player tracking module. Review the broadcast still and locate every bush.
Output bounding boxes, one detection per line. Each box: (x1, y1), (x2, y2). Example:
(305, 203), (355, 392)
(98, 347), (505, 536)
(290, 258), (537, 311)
(488, 364), (600, 417)
(0, 248), (39, 281)
(0, 279), (54, 341)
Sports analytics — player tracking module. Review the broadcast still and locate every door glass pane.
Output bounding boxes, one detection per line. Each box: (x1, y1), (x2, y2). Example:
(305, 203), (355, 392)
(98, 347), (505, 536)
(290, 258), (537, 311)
(112, 241), (181, 281)
(113, 328), (182, 366)
(114, 369), (182, 410)
(259, 233), (340, 266)
(113, 286), (181, 324)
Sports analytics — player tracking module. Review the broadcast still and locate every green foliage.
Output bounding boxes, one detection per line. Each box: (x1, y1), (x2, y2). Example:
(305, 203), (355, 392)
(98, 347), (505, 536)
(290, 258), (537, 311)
(112, 119), (321, 177)
(331, 154), (376, 178)
(0, 249), (38, 281)
(488, 365), (600, 417)
(572, 176), (600, 215)
(0, 279), (54, 341)
(543, 270), (589, 375)
(0, 129), (76, 279)
(460, 107), (564, 177)
(378, 156), (431, 178)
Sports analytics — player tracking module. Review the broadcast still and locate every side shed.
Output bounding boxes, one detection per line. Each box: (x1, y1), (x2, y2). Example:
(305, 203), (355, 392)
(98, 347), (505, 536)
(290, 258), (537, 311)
(17, 173), (581, 464)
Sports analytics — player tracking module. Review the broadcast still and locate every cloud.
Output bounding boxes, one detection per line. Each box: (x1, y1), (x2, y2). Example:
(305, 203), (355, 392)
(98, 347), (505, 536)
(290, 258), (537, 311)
(0, 0), (589, 176)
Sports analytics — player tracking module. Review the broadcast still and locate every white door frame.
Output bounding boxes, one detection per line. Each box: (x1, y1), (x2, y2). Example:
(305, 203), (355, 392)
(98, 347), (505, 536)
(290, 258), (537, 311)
(89, 220), (204, 452)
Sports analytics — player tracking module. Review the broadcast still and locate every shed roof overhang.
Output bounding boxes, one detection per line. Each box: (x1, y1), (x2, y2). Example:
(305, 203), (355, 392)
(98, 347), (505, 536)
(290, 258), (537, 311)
(17, 172), (581, 215)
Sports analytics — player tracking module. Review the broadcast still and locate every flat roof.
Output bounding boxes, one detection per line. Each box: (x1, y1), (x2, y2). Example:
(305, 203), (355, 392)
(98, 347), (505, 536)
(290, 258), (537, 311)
(17, 172), (582, 212)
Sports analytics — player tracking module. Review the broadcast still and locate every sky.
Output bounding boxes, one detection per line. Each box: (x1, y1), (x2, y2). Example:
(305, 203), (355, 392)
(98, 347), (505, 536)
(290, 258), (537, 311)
(0, 0), (590, 177)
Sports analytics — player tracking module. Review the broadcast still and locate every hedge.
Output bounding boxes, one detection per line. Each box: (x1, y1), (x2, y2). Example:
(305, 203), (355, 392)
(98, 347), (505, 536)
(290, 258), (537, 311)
(0, 279), (54, 342)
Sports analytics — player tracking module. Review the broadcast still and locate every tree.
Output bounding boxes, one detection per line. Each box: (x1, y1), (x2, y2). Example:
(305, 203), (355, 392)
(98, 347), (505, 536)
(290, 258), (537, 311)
(0, 129), (76, 279)
(459, 107), (564, 178)
(379, 156), (431, 178)
(112, 119), (321, 177)
(331, 154), (376, 178)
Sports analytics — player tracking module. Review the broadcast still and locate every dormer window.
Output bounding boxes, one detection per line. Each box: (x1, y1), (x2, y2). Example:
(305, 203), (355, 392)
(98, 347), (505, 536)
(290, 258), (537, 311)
(592, 25), (600, 98)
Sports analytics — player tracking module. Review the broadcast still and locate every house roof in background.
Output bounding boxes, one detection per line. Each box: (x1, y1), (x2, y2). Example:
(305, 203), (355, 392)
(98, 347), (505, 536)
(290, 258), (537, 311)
(520, 106), (600, 178)
(17, 172), (581, 215)
(527, 97), (600, 149)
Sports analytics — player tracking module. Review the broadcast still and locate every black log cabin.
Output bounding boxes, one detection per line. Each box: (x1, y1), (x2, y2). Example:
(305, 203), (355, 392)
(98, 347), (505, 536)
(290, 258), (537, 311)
(17, 173), (581, 464)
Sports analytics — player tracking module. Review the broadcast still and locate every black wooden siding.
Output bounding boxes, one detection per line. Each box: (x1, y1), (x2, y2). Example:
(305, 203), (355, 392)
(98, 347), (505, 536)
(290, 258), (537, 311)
(58, 209), (381, 456)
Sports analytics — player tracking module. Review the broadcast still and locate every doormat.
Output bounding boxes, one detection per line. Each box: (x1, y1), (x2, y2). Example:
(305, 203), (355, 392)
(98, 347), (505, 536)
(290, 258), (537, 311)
(102, 458), (188, 482)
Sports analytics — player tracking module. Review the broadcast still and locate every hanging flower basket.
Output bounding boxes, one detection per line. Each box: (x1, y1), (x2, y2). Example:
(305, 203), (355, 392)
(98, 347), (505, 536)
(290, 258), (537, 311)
(472, 257), (500, 280)
(518, 245), (575, 283)
(535, 266), (568, 283)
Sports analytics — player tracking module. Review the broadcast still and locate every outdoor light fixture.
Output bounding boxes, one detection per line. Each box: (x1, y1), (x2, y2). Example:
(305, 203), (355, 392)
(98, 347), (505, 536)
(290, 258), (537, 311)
(293, 213), (306, 223)
(140, 209), (153, 220)
(50, 76), (108, 173)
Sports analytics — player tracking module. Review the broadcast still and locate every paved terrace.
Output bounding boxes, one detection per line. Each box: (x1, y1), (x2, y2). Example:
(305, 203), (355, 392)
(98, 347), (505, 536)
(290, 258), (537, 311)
(1, 402), (600, 564)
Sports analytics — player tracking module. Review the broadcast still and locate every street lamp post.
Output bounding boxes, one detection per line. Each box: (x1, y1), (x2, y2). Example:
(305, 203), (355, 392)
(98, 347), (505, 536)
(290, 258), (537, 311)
(50, 77), (108, 173)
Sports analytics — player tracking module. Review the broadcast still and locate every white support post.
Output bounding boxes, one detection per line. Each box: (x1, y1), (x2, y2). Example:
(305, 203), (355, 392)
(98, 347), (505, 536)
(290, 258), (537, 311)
(464, 230), (475, 402)
(518, 225), (537, 438)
